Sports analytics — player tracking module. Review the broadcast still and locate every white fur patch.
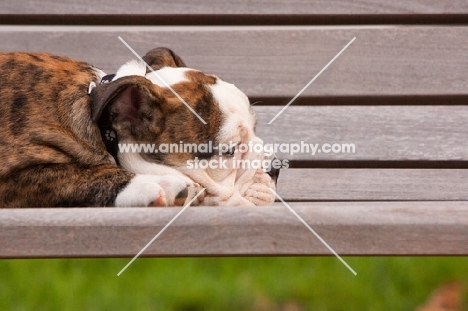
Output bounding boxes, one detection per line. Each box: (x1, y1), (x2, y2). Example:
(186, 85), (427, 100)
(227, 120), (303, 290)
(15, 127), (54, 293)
(115, 174), (165, 207)
(209, 79), (255, 142)
(145, 67), (190, 87)
(113, 60), (191, 88)
(113, 60), (146, 80)
(119, 151), (190, 181)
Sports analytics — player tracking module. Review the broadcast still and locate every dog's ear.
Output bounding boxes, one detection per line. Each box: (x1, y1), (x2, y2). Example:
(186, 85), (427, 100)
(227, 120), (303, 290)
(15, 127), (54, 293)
(142, 47), (186, 72)
(90, 75), (162, 123)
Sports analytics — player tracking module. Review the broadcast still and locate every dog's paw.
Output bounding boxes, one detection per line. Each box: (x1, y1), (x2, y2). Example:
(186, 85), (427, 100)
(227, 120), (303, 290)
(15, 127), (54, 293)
(157, 175), (205, 207)
(115, 174), (204, 207)
(243, 183), (275, 206)
(242, 170), (276, 206)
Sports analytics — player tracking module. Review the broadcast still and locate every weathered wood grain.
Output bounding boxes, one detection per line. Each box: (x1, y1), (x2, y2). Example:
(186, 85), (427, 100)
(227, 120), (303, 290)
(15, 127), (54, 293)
(254, 106), (468, 161)
(1, 1), (466, 262)
(3, 0), (468, 15)
(1, 202), (467, 258)
(278, 169), (468, 201)
(1, 26), (468, 97)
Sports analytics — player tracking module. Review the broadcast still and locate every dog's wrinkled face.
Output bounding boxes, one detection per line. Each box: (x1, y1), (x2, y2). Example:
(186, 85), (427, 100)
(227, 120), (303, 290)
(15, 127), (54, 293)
(91, 49), (277, 206)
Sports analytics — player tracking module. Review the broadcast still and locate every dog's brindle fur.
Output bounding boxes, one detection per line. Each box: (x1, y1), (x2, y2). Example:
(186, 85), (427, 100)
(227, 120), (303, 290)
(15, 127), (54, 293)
(0, 49), (220, 207)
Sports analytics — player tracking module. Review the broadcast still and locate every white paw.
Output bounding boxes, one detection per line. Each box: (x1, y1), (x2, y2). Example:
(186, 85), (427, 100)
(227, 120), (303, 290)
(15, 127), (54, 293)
(203, 170), (276, 206)
(242, 170), (276, 206)
(243, 183), (276, 206)
(115, 174), (204, 207)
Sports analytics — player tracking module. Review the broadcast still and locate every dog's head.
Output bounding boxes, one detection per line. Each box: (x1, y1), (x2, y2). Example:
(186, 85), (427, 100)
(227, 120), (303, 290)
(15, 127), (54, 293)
(91, 48), (279, 206)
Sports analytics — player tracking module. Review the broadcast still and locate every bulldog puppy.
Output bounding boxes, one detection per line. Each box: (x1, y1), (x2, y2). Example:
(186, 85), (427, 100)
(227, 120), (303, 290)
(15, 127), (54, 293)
(98, 54), (279, 206)
(0, 48), (278, 207)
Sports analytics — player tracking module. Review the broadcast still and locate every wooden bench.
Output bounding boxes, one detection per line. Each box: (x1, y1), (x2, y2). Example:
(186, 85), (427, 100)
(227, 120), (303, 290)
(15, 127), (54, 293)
(1, 1), (467, 258)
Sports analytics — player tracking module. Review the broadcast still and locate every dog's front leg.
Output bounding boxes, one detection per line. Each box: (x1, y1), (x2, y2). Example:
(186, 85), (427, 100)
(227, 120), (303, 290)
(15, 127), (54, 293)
(115, 174), (204, 207)
(0, 164), (203, 207)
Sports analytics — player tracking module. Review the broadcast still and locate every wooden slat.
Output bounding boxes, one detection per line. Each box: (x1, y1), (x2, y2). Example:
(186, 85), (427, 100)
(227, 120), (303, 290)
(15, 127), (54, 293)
(1, 26), (468, 97)
(278, 169), (468, 201)
(1, 202), (467, 258)
(254, 106), (468, 161)
(3, 0), (468, 15)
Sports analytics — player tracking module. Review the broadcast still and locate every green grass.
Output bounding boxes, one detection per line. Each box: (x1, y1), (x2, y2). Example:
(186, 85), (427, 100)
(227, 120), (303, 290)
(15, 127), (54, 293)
(1, 257), (467, 310)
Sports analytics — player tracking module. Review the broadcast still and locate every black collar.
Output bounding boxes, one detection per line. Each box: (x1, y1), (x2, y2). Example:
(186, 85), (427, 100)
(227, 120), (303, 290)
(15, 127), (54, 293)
(97, 73), (120, 163)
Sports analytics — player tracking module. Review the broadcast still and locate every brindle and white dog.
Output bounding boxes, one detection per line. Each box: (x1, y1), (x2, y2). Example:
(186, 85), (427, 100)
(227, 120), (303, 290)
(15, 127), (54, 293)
(0, 48), (278, 207)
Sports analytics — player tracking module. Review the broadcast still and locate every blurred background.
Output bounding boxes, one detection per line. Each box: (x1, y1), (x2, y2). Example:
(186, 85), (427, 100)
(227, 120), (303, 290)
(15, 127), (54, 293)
(1, 257), (466, 310)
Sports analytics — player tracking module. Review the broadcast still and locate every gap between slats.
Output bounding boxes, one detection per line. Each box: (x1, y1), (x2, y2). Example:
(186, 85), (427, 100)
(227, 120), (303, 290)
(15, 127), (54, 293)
(2, 14), (468, 26)
(250, 96), (468, 106)
(287, 161), (468, 169)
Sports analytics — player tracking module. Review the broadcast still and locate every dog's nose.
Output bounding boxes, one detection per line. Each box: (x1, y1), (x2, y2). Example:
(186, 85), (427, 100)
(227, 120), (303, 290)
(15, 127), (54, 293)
(267, 159), (280, 184)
